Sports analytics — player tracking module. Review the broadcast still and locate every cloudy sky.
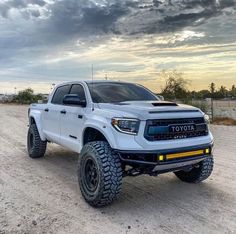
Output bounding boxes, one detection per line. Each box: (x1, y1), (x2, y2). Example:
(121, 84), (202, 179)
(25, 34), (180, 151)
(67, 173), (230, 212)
(0, 0), (236, 94)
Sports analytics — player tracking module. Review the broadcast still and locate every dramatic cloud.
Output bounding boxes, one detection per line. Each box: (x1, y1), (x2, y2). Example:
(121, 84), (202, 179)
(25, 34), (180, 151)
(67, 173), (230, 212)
(2, 0), (236, 40)
(0, 0), (236, 93)
(117, 0), (236, 34)
(44, 0), (236, 37)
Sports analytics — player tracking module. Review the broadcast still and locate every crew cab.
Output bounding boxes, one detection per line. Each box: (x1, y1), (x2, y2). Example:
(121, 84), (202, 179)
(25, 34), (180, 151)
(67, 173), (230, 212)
(27, 81), (214, 207)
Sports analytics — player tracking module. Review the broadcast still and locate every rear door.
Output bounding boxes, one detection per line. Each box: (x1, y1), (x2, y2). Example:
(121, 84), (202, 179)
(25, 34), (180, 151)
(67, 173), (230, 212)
(42, 84), (71, 144)
(60, 84), (87, 152)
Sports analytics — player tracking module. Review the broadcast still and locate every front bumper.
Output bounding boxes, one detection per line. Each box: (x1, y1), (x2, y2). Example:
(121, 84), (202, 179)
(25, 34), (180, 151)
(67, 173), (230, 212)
(116, 142), (213, 173)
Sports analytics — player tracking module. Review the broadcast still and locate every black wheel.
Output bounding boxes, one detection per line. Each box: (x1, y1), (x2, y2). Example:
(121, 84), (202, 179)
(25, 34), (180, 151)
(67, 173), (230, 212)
(174, 156), (214, 183)
(78, 141), (123, 207)
(27, 123), (47, 158)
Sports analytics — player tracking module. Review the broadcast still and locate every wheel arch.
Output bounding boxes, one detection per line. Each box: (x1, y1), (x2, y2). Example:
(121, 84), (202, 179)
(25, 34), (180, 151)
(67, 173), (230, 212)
(29, 116), (36, 125)
(82, 127), (111, 146)
(29, 112), (46, 141)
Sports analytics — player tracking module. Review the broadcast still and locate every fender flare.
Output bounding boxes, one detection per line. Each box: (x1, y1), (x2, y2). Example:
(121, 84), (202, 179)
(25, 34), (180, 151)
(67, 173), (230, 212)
(29, 111), (47, 141)
(82, 122), (117, 149)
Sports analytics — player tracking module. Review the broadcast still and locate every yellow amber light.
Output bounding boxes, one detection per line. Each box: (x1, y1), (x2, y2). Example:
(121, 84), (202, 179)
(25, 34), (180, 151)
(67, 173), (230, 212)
(166, 150), (204, 160)
(159, 155), (164, 161)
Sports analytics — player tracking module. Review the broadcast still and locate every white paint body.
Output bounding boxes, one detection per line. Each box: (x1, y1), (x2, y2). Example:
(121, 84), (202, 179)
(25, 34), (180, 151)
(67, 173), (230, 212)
(29, 81), (213, 153)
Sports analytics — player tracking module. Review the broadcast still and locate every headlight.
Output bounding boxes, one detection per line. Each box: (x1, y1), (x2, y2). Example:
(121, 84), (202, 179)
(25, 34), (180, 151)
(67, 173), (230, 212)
(204, 114), (210, 124)
(111, 118), (140, 135)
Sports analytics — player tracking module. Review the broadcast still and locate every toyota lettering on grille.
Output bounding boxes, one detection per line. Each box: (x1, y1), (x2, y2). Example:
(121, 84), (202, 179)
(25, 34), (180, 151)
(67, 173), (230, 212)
(169, 124), (196, 133)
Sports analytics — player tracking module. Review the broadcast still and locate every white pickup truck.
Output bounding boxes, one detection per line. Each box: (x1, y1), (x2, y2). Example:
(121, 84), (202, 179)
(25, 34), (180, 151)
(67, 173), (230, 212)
(28, 81), (214, 207)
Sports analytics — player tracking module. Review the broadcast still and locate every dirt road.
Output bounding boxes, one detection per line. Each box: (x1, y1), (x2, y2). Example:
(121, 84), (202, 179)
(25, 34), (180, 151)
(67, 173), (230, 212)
(0, 104), (235, 234)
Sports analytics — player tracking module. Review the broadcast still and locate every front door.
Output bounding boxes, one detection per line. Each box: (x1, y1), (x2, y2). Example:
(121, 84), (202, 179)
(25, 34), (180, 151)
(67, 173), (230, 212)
(60, 84), (87, 152)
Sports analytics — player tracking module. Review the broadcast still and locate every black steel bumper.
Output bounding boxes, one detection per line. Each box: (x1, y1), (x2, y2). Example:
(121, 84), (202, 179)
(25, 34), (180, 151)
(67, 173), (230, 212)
(115, 142), (213, 172)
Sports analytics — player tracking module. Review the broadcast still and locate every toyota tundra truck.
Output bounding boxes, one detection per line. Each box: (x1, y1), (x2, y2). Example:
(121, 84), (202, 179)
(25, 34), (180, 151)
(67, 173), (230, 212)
(27, 81), (214, 207)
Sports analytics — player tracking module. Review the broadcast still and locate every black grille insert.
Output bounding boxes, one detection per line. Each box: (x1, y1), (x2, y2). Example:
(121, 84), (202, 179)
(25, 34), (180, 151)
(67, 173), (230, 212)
(144, 118), (208, 141)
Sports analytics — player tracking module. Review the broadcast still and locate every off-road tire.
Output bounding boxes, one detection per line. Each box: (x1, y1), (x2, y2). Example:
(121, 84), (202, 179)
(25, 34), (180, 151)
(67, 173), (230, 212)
(78, 141), (123, 207)
(174, 156), (214, 183)
(27, 124), (47, 158)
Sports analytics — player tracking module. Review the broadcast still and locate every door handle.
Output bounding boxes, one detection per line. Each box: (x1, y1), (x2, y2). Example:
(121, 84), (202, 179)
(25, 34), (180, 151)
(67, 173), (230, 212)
(44, 108), (49, 112)
(60, 110), (66, 114)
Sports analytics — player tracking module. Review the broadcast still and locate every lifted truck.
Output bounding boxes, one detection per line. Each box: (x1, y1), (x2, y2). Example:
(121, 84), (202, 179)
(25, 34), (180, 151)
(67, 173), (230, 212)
(27, 81), (214, 207)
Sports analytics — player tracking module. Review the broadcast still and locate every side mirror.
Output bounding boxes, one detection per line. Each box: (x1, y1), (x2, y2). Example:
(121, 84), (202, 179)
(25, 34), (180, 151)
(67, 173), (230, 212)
(63, 94), (86, 107)
(157, 95), (164, 101)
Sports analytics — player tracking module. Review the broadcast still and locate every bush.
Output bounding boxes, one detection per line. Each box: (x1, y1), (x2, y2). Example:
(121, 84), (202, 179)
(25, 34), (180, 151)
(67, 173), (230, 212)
(13, 88), (44, 104)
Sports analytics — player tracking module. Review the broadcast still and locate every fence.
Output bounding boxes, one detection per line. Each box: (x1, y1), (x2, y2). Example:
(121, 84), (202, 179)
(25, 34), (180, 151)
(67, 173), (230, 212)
(191, 99), (236, 121)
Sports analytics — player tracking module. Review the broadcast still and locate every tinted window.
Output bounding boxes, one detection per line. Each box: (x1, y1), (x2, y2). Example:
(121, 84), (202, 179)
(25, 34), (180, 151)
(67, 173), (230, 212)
(70, 84), (86, 101)
(51, 85), (71, 104)
(87, 82), (158, 103)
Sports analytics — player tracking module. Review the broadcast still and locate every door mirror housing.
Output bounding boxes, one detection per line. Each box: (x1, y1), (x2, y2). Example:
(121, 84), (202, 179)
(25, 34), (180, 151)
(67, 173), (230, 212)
(63, 94), (86, 107)
(156, 95), (164, 101)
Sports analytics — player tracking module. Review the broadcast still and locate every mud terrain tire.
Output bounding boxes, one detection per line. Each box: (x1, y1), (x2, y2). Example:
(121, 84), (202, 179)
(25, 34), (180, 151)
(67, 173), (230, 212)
(78, 141), (122, 207)
(27, 124), (47, 158)
(174, 156), (214, 183)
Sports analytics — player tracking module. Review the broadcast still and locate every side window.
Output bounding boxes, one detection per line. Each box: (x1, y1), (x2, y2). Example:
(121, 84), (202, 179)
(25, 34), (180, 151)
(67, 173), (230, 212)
(51, 85), (71, 105)
(70, 84), (86, 101)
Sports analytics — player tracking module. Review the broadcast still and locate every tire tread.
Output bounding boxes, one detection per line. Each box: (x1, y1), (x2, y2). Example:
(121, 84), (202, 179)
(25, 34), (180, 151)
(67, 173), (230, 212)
(174, 156), (214, 183)
(78, 141), (122, 207)
(27, 124), (47, 158)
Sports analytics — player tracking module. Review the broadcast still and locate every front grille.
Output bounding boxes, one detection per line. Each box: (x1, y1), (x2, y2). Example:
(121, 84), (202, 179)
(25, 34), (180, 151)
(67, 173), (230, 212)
(144, 118), (208, 141)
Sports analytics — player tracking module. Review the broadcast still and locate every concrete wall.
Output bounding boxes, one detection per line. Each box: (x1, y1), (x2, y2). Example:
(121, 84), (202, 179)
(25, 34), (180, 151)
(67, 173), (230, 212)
(212, 100), (236, 119)
(185, 99), (236, 120)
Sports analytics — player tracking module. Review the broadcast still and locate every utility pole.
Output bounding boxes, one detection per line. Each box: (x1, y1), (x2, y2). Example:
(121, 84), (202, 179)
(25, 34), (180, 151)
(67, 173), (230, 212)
(211, 98), (214, 122)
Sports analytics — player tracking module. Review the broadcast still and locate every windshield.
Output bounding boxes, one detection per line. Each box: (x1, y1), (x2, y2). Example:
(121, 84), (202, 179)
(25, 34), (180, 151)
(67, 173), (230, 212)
(87, 82), (158, 103)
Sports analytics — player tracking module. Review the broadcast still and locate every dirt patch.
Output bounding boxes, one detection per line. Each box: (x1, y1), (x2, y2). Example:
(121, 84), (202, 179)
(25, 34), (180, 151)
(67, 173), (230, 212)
(0, 104), (236, 234)
(213, 117), (236, 126)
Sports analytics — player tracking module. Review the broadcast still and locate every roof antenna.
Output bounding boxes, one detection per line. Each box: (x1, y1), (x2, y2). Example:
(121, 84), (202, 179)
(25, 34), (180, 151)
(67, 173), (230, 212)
(91, 64), (95, 111)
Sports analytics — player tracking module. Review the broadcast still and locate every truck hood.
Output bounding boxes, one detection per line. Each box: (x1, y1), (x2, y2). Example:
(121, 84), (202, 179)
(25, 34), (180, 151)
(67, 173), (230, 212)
(97, 101), (203, 120)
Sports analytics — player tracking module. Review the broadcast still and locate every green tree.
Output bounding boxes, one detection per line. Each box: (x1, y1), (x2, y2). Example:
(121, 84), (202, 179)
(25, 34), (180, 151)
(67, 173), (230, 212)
(218, 85), (228, 98)
(195, 89), (211, 99)
(231, 85), (236, 97)
(161, 70), (190, 99)
(17, 88), (34, 104)
(209, 82), (216, 96)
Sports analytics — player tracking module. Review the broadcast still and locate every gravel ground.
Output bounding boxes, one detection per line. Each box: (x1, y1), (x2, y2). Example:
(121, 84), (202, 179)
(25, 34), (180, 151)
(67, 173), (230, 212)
(0, 104), (236, 234)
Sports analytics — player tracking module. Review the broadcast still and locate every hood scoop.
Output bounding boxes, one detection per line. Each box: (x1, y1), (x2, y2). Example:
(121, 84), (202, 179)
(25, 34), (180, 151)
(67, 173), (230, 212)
(151, 101), (178, 107)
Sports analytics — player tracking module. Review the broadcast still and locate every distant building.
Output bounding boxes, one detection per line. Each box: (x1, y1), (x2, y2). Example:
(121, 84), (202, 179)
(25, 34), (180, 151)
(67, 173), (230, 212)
(0, 94), (15, 102)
